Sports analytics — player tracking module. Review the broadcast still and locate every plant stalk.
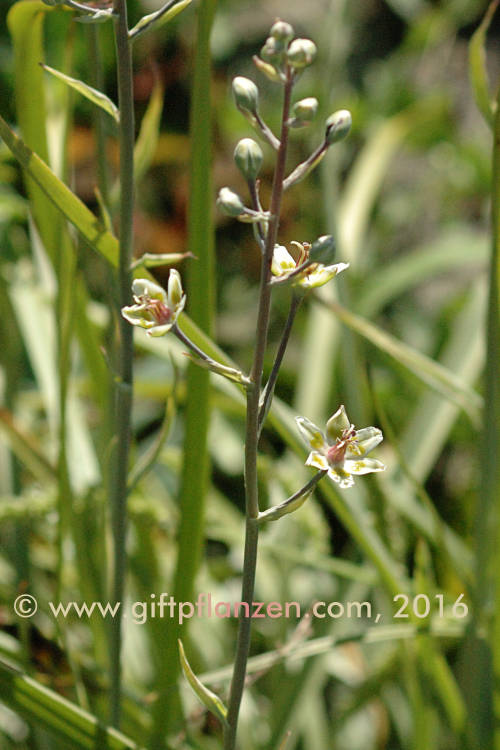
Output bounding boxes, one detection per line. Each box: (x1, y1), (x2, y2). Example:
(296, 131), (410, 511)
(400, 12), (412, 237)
(110, 0), (135, 728)
(258, 293), (302, 435)
(223, 67), (294, 750)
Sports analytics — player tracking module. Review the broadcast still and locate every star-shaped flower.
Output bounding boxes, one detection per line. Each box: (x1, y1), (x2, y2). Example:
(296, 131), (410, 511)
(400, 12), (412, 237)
(296, 405), (385, 488)
(121, 271), (185, 336)
(271, 242), (348, 289)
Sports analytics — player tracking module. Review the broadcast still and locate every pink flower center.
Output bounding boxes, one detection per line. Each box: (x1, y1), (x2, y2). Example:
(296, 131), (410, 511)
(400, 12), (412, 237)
(145, 298), (172, 325)
(325, 426), (357, 467)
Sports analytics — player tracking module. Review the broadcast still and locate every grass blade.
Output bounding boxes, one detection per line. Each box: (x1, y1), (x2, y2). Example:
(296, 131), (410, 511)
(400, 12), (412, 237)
(0, 659), (144, 749)
(41, 63), (120, 122)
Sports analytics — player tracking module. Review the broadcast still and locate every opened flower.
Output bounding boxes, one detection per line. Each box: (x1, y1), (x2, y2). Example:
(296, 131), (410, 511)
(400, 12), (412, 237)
(121, 272), (185, 336)
(296, 405), (385, 488)
(271, 241), (349, 289)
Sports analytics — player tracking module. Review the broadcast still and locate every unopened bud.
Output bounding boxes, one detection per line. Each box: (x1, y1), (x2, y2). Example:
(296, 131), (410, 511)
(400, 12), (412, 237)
(217, 187), (246, 217)
(309, 235), (336, 264)
(286, 38), (317, 69)
(261, 36), (285, 64)
(234, 138), (263, 180)
(325, 109), (352, 145)
(253, 55), (283, 83)
(270, 20), (294, 43)
(290, 97), (318, 127)
(232, 76), (259, 115)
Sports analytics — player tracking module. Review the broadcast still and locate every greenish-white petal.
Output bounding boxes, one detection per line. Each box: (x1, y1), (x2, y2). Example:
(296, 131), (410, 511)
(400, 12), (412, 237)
(346, 428), (383, 458)
(327, 467), (355, 488)
(272, 244), (296, 276)
(132, 278), (166, 301)
(325, 405), (350, 442)
(345, 457), (386, 475)
(296, 416), (327, 451)
(147, 322), (174, 337)
(305, 450), (328, 470)
(299, 261), (349, 289)
(168, 268), (184, 308)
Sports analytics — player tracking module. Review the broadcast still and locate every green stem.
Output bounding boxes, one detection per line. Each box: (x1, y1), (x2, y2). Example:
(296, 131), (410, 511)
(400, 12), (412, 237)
(87, 26), (110, 208)
(258, 293), (301, 435)
(110, 0), (135, 728)
(489, 73), (500, 750)
(223, 67), (294, 750)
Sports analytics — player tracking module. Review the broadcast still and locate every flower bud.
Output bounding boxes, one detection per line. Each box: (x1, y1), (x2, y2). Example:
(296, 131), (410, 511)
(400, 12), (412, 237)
(260, 36), (285, 64)
(286, 38), (317, 69)
(217, 187), (246, 216)
(290, 97), (318, 127)
(253, 56), (283, 83)
(234, 138), (263, 180)
(270, 20), (294, 43)
(309, 235), (336, 264)
(232, 76), (259, 115)
(325, 109), (352, 145)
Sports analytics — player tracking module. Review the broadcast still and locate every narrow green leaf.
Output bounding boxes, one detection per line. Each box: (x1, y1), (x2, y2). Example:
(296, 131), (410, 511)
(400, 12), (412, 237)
(129, 0), (193, 41)
(0, 114), (119, 265)
(130, 251), (193, 270)
(41, 63), (120, 122)
(469, 0), (499, 128)
(0, 659), (144, 749)
(321, 298), (482, 424)
(127, 396), (175, 492)
(151, 0), (216, 740)
(0, 408), (56, 483)
(178, 640), (228, 726)
(134, 77), (164, 184)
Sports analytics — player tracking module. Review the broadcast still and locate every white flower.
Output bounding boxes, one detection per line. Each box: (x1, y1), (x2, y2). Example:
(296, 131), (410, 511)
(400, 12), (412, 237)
(121, 271), (185, 337)
(271, 242), (349, 289)
(296, 405), (385, 488)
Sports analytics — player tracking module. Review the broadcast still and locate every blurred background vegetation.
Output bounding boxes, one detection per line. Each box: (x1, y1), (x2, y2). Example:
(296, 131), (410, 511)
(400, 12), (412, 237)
(0, 0), (497, 748)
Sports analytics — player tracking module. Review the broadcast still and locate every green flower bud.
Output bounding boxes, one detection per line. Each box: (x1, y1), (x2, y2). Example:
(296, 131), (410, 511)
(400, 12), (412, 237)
(260, 36), (285, 64)
(286, 38), (317, 69)
(309, 235), (336, 264)
(234, 138), (263, 180)
(270, 20), (294, 43)
(232, 76), (259, 115)
(290, 97), (318, 127)
(253, 56), (283, 83)
(325, 109), (352, 145)
(217, 187), (246, 216)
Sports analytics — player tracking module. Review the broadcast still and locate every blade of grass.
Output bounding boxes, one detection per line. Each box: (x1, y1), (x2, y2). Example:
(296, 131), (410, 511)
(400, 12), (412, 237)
(318, 297), (482, 424)
(0, 659), (144, 750)
(149, 0), (216, 743)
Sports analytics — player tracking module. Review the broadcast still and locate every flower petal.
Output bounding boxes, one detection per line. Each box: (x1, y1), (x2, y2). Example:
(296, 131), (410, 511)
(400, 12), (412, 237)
(327, 467), (355, 488)
(147, 323), (174, 336)
(298, 262), (349, 289)
(167, 269), (184, 308)
(121, 305), (155, 328)
(305, 451), (329, 471)
(346, 427), (383, 458)
(296, 416), (328, 451)
(272, 245), (296, 276)
(344, 457), (386, 475)
(325, 405), (351, 442)
(132, 278), (167, 302)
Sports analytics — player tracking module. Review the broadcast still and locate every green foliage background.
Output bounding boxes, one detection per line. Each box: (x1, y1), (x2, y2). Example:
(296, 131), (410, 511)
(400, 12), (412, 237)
(0, 0), (497, 748)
